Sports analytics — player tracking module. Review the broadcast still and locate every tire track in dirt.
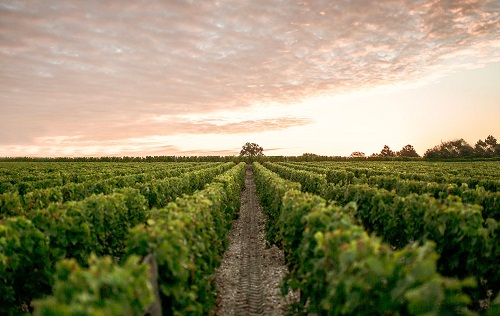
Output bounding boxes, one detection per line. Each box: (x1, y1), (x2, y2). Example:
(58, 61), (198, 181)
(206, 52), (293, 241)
(215, 164), (288, 316)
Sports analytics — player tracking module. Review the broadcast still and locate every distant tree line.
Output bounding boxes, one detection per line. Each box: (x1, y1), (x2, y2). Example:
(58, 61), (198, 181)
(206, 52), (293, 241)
(347, 135), (500, 160)
(364, 144), (421, 158)
(0, 156), (238, 163)
(423, 135), (500, 159)
(1, 135), (498, 162)
(349, 144), (420, 159)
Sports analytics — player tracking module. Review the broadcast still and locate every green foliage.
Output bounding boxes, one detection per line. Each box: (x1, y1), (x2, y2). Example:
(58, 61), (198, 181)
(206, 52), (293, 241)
(33, 254), (154, 316)
(488, 292), (500, 316)
(22, 187), (64, 212)
(263, 162), (326, 195)
(424, 138), (475, 159)
(253, 162), (301, 244)
(74, 190), (148, 258)
(275, 190), (475, 315)
(475, 135), (500, 158)
(134, 162), (234, 208)
(1, 159), (499, 314)
(0, 191), (23, 218)
(0, 161), (240, 315)
(0, 180), (15, 195)
(324, 183), (498, 292)
(240, 142), (264, 157)
(0, 217), (52, 315)
(349, 151), (366, 158)
(0, 162), (228, 214)
(378, 144), (396, 157)
(270, 161), (500, 312)
(125, 163), (245, 315)
(277, 190), (329, 269)
(0, 189), (151, 314)
(29, 202), (92, 265)
(397, 144), (420, 157)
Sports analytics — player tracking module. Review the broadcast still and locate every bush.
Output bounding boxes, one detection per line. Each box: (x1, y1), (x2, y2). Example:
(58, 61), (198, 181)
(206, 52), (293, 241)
(0, 217), (52, 314)
(33, 254), (154, 315)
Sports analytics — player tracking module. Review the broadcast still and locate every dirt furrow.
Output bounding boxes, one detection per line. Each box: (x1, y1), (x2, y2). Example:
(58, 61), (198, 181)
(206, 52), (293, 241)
(215, 164), (288, 316)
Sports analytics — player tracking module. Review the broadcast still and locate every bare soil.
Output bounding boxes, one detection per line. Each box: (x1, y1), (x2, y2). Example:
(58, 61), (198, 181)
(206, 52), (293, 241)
(214, 165), (290, 315)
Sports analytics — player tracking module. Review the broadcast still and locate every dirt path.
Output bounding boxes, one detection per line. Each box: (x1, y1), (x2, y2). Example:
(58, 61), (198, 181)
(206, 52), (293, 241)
(215, 165), (288, 315)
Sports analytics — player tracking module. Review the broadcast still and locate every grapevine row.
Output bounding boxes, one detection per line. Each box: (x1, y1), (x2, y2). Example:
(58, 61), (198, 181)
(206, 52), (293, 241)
(253, 162), (478, 314)
(1, 162), (244, 315)
(0, 161), (223, 195)
(262, 161), (499, 307)
(278, 161), (500, 220)
(282, 161), (500, 192)
(0, 162), (234, 218)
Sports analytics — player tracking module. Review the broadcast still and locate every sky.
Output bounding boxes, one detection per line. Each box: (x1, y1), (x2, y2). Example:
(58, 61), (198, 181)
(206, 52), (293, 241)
(1, 0), (499, 157)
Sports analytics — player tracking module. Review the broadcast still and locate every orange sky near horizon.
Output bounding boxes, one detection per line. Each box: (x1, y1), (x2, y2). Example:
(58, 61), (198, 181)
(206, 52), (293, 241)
(1, 0), (499, 157)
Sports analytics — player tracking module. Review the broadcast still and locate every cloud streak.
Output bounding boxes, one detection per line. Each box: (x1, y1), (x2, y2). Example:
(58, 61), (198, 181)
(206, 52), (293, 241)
(0, 113), (311, 144)
(1, 0), (499, 155)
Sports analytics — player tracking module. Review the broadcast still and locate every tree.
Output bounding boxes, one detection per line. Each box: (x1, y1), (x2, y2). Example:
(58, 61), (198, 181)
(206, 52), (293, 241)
(301, 153), (323, 162)
(239, 142), (264, 156)
(349, 151), (366, 158)
(424, 139), (474, 159)
(475, 135), (499, 158)
(302, 153), (320, 157)
(397, 144), (420, 158)
(379, 145), (396, 157)
(475, 139), (488, 158)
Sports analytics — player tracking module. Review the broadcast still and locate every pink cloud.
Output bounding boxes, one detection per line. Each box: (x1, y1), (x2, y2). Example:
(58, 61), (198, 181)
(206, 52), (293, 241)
(1, 0), (499, 152)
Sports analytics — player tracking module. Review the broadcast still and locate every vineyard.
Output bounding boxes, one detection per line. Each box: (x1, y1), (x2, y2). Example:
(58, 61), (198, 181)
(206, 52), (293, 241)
(255, 161), (500, 315)
(1, 160), (499, 315)
(0, 161), (245, 315)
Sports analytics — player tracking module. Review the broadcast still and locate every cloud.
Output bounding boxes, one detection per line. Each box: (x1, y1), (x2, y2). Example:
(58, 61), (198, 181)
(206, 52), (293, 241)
(94, 115), (312, 141)
(1, 0), (499, 153)
(0, 139), (182, 158)
(177, 148), (240, 156)
(262, 147), (286, 152)
(0, 115), (311, 156)
(7, 115), (311, 142)
(165, 116), (312, 135)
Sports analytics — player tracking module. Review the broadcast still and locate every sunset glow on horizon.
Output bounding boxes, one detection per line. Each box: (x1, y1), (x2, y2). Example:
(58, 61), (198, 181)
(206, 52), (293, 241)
(1, 0), (499, 158)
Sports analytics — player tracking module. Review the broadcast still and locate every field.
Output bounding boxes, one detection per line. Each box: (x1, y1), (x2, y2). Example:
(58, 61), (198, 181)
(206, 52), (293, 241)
(255, 161), (500, 314)
(1, 160), (499, 315)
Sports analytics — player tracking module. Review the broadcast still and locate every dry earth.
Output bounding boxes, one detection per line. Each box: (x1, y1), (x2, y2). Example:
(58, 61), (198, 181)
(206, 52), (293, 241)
(214, 165), (291, 315)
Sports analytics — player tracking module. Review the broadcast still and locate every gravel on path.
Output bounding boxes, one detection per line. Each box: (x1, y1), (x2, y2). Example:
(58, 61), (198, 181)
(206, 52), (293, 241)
(214, 164), (290, 316)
